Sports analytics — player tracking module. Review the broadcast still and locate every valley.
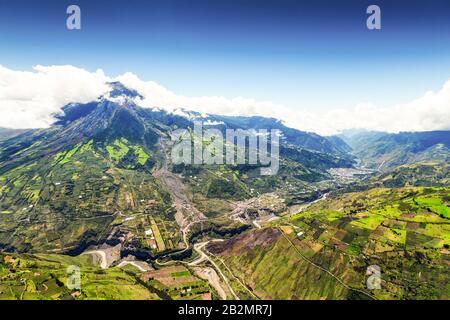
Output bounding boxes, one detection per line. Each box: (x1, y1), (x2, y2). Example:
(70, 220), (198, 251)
(0, 83), (449, 300)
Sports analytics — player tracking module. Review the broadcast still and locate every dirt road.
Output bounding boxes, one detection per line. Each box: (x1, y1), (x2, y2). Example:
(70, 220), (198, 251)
(82, 250), (108, 269)
(82, 244), (121, 269)
(192, 241), (239, 300)
(192, 266), (228, 300)
(117, 260), (151, 272)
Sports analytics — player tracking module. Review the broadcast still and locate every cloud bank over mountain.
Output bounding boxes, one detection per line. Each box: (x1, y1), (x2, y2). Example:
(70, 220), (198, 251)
(0, 65), (109, 128)
(0, 65), (449, 135)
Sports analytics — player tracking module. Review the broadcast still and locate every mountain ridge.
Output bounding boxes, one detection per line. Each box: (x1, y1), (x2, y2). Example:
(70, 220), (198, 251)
(0, 83), (354, 253)
(338, 130), (450, 170)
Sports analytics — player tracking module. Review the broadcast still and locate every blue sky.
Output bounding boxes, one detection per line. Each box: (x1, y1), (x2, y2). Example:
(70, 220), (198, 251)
(1, 0), (450, 112)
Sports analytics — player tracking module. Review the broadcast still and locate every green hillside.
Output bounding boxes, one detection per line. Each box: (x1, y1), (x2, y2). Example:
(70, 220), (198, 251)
(207, 187), (450, 300)
(341, 131), (450, 170)
(0, 252), (160, 300)
(0, 83), (449, 300)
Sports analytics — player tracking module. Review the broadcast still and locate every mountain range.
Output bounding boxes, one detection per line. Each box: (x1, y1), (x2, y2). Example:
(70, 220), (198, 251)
(339, 130), (450, 170)
(0, 82), (449, 300)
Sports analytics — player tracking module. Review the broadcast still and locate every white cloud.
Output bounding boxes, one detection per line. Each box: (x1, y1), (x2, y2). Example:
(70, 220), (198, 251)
(115, 72), (287, 117)
(0, 65), (109, 128)
(0, 65), (449, 136)
(117, 71), (450, 135)
(315, 80), (450, 135)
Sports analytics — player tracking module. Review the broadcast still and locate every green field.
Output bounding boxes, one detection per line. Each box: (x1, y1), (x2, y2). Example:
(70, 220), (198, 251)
(0, 253), (160, 300)
(207, 187), (450, 300)
(171, 271), (191, 278)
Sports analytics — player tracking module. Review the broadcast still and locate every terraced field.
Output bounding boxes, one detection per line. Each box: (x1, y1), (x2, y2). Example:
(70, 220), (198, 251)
(0, 83), (448, 300)
(0, 252), (161, 300)
(141, 265), (211, 300)
(207, 187), (450, 300)
(0, 136), (176, 254)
